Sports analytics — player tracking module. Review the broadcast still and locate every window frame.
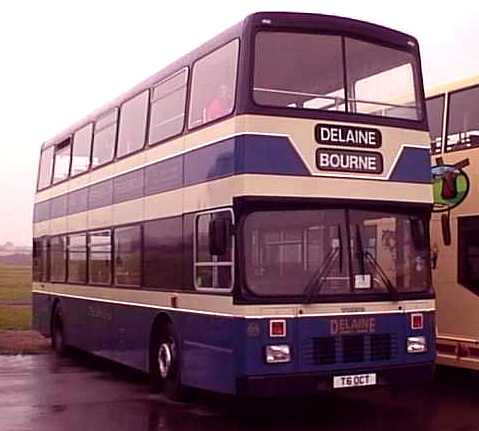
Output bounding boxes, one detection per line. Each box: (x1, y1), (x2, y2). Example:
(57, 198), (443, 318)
(70, 123), (94, 178)
(458, 215), (479, 294)
(187, 39), (240, 131)
(37, 146), (55, 191)
(91, 108), (119, 169)
(116, 90), (150, 160)
(249, 28), (427, 128)
(88, 229), (113, 286)
(52, 138), (73, 185)
(426, 94), (446, 155)
(148, 67), (189, 147)
(193, 208), (235, 293)
(113, 224), (143, 288)
(49, 235), (67, 283)
(445, 84), (479, 154)
(66, 233), (88, 284)
(33, 236), (50, 282)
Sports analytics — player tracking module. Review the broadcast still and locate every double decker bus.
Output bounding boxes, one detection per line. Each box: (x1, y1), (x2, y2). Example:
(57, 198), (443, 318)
(33, 12), (435, 399)
(427, 75), (479, 369)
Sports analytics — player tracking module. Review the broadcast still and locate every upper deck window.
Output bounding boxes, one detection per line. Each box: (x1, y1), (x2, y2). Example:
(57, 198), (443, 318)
(37, 147), (54, 190)
(92, 109), (118, 168)
(71, 123), (93, 176)
(188, 39), (239, 129)
(52, 139), (72, 184)
(149, 69), (188, 145)
(253, 32), (422, 121)
(426, 95), (445, 154)
(254, 33), (346, 112)
(446, 85), (479, 153)
(117, 90), (149, 158)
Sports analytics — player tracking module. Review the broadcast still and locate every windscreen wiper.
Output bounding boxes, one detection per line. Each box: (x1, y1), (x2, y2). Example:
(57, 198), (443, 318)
(355, 224), (366, 275)
(303, 225), (342, 304)
(364, 251), (399, 301)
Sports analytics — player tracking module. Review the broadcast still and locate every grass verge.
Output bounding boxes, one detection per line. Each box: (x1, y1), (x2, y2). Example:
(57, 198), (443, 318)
(0, 264), (32, 302)
(0, 305), (31, 330)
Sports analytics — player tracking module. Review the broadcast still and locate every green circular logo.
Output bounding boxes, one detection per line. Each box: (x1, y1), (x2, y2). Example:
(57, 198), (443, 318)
(432, 163), (469, 212)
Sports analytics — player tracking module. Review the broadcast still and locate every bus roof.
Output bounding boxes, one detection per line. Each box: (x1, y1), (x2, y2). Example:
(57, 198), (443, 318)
(41, 11), (420, 151)
(427, 75), (479, 99)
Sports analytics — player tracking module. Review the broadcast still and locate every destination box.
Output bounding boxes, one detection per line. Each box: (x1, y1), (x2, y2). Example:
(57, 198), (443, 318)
(315, 124), (382, 148)
(316, 148), (383, 174)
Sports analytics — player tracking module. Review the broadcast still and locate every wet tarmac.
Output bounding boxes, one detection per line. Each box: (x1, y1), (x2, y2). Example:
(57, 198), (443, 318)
(0, 352), (478, 431)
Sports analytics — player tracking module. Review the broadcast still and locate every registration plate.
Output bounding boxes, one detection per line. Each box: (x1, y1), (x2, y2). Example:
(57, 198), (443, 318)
(333, 373), (376, 389)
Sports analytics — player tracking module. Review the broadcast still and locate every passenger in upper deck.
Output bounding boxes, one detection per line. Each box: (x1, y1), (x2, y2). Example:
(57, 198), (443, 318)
(203, 83), (233, 123)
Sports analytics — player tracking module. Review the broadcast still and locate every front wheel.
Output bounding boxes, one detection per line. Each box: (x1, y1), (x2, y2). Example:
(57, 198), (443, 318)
(150, 322), (188, 401)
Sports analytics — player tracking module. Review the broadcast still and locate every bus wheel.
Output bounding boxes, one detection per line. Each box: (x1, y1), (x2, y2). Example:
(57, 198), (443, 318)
(151, 322), (188, 401)
(51, 307), (67, 356)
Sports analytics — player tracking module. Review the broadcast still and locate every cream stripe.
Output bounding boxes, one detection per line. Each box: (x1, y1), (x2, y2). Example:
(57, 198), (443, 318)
(33, 174), (432, 236)
(32, 283), (434, 318)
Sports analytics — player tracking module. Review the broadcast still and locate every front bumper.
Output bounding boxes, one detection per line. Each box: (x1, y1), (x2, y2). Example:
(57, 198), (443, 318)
(237, 362), (434, 397)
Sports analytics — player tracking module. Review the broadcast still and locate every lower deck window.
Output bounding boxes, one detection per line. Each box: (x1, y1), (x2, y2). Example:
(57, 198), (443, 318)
(114, 226), (141, 287)
(68, 234), (87, 283)
(50, 236), (66, 282)
(33, 238), (49, 282)
(194, 210), (233, 290)
(458, 216), (479, 293)
(89, 230), (112, 285)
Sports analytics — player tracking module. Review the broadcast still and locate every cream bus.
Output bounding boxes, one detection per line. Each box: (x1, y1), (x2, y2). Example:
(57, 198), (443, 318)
(427, 75), (479, 369)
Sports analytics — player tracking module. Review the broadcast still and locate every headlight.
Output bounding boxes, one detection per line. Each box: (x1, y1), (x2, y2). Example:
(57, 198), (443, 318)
(407, 336), (427, 353)
(265, 345), (291, 363)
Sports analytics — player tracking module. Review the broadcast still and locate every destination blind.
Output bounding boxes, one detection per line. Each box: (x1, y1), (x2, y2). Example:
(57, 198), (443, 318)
(316, 148), (383, 174)
(315, 124), (382, 148)
(315, 123), (384, 174)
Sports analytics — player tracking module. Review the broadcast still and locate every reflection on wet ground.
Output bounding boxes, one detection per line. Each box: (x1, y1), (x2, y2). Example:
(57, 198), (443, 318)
(0, 352), (478, 431)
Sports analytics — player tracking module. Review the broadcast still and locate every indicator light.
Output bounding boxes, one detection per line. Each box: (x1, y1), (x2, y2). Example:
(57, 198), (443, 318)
(269, 319), (286, 337)
(411, 313), (424, 330)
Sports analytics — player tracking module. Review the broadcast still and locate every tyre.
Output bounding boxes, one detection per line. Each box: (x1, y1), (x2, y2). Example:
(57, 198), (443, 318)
(150, 322), (188, 401)
(51, 306), (67, 356)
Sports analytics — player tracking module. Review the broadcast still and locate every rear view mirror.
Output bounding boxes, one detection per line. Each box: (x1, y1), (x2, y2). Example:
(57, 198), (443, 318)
(209, 215), (232, 256)
(441, 214), (451, 246)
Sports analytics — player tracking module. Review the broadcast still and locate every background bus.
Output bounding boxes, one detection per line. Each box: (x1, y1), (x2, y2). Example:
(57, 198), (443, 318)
(427, 75), (479, 369)
(33, 12), (435, 399)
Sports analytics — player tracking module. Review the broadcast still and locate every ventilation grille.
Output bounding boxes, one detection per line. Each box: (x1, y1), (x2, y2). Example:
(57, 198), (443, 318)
(304, 333), (397, 365)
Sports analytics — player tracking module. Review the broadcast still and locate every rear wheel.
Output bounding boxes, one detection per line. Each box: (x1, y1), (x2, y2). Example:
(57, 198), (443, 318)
(150, 322), (188, 401)
(51, 307), (67, 356)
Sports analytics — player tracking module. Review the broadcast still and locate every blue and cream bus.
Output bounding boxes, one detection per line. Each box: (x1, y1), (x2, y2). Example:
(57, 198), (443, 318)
(33, 12), (435, 399)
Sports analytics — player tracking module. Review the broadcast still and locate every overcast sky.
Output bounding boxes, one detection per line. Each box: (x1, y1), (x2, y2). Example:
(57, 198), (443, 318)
(1, 0), (478, 246)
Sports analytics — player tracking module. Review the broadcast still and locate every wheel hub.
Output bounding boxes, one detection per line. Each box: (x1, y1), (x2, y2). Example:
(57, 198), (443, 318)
(158, 342), (173, 378)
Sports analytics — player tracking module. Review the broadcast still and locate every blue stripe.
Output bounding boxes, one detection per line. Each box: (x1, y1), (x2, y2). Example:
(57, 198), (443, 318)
(389, 147), (431, 184)
(34, 134), (308, 223)
(33, 136), (428, 224)
(238, 134), (309, 176)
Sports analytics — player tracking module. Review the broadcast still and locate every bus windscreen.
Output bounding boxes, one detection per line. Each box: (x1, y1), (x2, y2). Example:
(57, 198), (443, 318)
(243, 208), (430, 298)
(253, 31), (422, 121)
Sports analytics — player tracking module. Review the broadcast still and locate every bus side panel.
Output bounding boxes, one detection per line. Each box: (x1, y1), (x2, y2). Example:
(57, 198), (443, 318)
(32, 292), (53, 337)
(179, 312), (237, 394)
(111, 303), (159, 372)
(61, 296), (115, 360)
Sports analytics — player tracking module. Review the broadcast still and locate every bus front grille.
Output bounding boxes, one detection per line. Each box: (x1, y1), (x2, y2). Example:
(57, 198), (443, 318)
(304, 333), (397, 365)
(312, 336), (337, 364)
(342, 335), (365, 362)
